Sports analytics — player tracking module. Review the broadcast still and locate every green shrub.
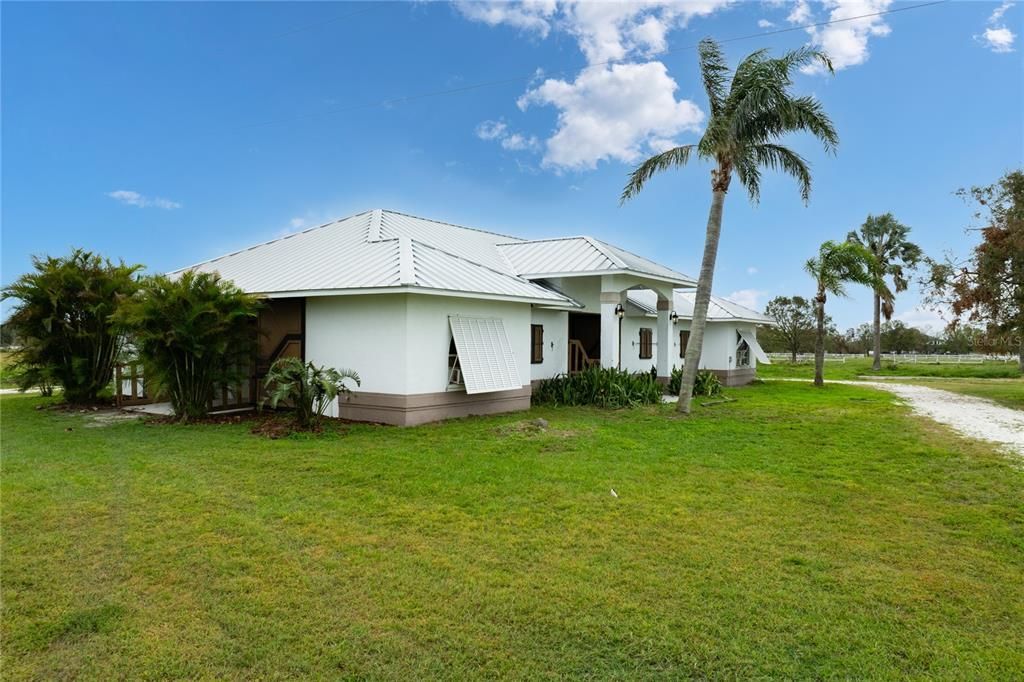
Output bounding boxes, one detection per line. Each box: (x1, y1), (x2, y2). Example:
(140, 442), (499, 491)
(1, 249), (141, 402)
(667, 367), (723, 398)
(533, 366), (663, 408)
(261, 357), (360, 429)
(115, 271), (260, 422)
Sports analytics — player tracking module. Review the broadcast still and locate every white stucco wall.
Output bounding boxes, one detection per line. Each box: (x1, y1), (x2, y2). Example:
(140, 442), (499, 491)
(617, 315), (761, 373)
(305, 295), (410, 399)
(305, 292), (534, 411)
(529, 308), (569, 381)
(404, 295), (532, 394)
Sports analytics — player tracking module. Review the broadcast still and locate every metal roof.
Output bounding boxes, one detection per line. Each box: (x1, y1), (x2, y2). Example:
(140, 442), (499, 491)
(173, 208), (695, 303)
(497, 236), (695, 285)
(627, 290), (774, 325)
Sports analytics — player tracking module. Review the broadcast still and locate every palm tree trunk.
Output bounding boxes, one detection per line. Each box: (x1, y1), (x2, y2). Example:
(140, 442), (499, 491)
(872, 292), (882, 371)
(1018, 334), (1023, 374)
(677, 188), (726, 413)
(814, 289), (827, 387)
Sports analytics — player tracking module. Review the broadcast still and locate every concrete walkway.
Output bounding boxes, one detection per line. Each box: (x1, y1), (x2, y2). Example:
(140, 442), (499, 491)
(771, 379), (1024, 458)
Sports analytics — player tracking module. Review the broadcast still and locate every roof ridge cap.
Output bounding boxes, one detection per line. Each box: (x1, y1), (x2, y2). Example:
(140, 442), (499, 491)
(583, 236), (627, 269)
(382, 209), (524, 242)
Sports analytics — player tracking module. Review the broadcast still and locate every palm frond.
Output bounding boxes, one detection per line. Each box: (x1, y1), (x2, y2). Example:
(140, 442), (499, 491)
(749, 143), (811, 203)
(697, 38), (729, 117)
(620, 145), (696, 203)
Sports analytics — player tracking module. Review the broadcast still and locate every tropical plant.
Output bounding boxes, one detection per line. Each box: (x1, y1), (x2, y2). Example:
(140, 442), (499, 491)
(667, 366), (722, 398)
(847, 214), (923, 370)
(805, 241), (885, 386)
(262, 357), (361, 429)
(533, 366), (663, 408)
(926, 169), (1024, 372)
(0, 249), (141, 402)
(621, 38), (838, 414)
(114, 271), (260, 421)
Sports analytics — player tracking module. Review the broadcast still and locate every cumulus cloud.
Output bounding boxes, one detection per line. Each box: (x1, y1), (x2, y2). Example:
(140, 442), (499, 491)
(896, 305), (949, 332)
(758, 18), (776, 28)
(453, 0), (557, 38)
(791, 0), (893, 74)
(746, 266), (759, 275)
(107, 190), (181, 210)
(457, 1), (732, 171)
(725, 289), (768, 310)
(518, 61), (703, 169)
(977, 1), (1016, 52)
(289, 217), (306, 229)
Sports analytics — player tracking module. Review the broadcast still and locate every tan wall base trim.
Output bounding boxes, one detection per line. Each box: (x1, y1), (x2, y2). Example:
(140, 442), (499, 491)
(709, 367), (757, 387)
(340, 386), (532, 426)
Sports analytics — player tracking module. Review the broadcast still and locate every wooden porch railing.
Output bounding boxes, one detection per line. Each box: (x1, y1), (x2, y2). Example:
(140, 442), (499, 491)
(568, 339), (599, 374)
(114, 360), (256, 412)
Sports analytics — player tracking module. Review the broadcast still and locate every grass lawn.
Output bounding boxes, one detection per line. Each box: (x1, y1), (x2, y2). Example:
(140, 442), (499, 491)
(2, 383), (1023, 679)
(758, 355), (1022, 380)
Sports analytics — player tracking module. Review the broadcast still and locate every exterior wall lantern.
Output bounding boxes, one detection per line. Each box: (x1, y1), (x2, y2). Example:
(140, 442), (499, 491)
(614, 303), (625, 319)
(669, 311), (679, 324)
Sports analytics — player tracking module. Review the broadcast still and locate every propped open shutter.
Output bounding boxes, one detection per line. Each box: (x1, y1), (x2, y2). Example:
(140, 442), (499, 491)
(448, 316), (522, 394)
(737, 329), (770, 364)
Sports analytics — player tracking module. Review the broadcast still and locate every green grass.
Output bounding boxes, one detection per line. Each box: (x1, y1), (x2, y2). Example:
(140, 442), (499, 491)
(759, 355), (1022, 380)
(2, 385), (1023, 679)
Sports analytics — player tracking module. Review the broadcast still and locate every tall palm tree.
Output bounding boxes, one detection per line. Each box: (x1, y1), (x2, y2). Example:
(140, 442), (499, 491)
(804, 240), (886, 386)
(621, 39), (838, 413)
(847, 213), (923, 370)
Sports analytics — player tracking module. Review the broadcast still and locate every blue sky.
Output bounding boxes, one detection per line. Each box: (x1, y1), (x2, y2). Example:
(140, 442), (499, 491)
(2, 1), (1021, 331)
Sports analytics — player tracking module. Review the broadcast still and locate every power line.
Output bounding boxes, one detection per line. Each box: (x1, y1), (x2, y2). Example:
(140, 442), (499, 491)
(239, 0), (949, 131)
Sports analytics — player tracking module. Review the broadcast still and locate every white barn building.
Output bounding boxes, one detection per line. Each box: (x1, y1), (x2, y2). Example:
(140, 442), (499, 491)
(174, 209), (772, 425)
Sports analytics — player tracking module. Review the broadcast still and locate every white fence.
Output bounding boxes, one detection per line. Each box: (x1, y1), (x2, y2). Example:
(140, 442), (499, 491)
(767, 353), (1014, 365)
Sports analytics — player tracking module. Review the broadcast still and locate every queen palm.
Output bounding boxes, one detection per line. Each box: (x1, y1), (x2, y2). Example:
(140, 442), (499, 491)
(805, 240), (887, 386)
(847, 213), (923, 370)
(622, 38), (838, 413)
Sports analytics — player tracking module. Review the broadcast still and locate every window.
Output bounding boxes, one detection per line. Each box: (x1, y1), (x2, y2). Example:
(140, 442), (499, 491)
(736, 331), (751, 367)
(448, 336), (464, 388)
(531, 324), (544, 364)
(679, 330), (690, 359)
(639, 328), (653, 359)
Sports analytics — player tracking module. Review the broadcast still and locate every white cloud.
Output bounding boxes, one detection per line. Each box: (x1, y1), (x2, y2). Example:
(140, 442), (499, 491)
(289, 217), (306, 229)
(896, 305), (949, 332)
(476, 119), (540, 152)
(458, 1), (732, 171)
(107, 190), (181, 210)
(991, 0), (1014, 23)
(746, 266), (759, 275)
(453, 0), (557, 38)
(792, 0), (893, 74)
(787, 0), (812, 24)
(725, 289), (768, 310)
(758, 18), (776, 28)
(519, 61), (704, 170)
(977, 1), (1016, 52)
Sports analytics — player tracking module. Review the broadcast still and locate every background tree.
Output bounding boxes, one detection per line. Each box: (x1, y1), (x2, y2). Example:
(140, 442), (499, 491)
(805, 241), (883, 386)
(115, 271), (260, 422)
(621, 39), (837, 413)
(762, 296), (816, 361)
(848, 213), (923, 369)
(926, 169), (1024, 372)
(1, 249), (141, 401)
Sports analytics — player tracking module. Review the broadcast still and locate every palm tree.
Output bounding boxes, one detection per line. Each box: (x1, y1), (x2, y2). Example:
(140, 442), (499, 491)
(847, 214), (923, 370)
(804, 240), (886, 386)
(621, 39), (838, 413)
